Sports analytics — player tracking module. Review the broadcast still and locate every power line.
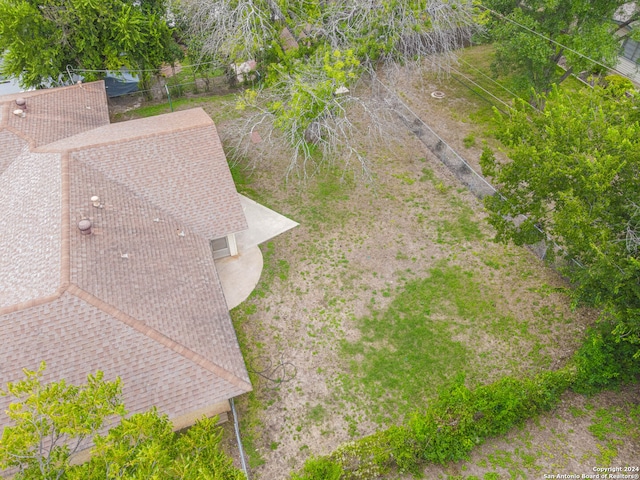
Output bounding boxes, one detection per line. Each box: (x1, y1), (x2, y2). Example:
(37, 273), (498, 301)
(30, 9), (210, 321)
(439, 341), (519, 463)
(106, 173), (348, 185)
(450, 66), (514, 111)
(478, 4), (636, 81)
(456, 58), (543, 112)
(70, 59), (223, 74)
(457, 58), (535, 107)
(376, 77), (584, 268)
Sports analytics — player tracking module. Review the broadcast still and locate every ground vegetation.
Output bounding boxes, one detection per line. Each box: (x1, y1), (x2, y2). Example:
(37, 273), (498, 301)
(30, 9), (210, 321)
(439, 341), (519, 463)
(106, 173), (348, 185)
(0, 363), (245, 480)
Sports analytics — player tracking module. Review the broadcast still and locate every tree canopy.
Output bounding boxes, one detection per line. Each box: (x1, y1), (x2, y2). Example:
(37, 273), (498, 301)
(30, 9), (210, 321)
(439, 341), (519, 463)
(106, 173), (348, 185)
(0, 363), (245, 479)
(0, 0), (178, 88)
(482, 0), (628, 99)
(180, 0), (478, 177)
(480, 77), (640, 357)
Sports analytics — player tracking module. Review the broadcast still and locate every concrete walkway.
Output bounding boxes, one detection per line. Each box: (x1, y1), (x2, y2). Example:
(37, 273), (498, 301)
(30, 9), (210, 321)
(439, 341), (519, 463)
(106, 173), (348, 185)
(215, 195), (298, 309)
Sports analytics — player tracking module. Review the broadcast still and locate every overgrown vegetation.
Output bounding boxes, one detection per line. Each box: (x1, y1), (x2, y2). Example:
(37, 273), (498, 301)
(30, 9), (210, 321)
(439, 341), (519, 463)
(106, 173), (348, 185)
(0, 0), (179, 90)
(179, 0), (478, 176)
(481, 79), (640, 359)
(0, 365), (244, 480)
(292, 369), (574, 479)
(481, 0), (631, 103)
(291, 329), (640, 479)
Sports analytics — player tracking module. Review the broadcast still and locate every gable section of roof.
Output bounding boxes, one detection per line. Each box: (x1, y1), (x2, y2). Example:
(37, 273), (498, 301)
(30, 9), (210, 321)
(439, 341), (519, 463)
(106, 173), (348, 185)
(1, 81), (109, 148)
(0, 150), (62, 309)
(0, 292), (250, 430)
(68, 159), (250, 383)
(59, 110), (247, 240)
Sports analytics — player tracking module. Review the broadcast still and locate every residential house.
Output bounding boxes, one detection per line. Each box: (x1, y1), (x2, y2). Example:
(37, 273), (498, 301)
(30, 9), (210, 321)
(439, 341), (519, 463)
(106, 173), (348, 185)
(0, 81), (280, 446)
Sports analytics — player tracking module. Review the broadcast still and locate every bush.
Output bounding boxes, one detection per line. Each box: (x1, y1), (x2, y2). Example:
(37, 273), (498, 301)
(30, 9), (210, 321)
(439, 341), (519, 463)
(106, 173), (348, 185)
(289, 322), (640, 479)
(603, 74), (635, 97)
(407, 370), (572, 467)
(290, 457), (344, 480)
(572, 322), (640, 394)
(290, 370), (574, 479)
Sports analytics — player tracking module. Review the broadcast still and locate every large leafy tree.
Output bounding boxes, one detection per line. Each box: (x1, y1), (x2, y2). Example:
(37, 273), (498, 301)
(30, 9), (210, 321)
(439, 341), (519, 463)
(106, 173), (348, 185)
(0, 0), (178, 89)
(483, 0), (628, 100)
(480, 77), (640, 358)
(0, 364), (245, 479)
(180, 0), (478, 177)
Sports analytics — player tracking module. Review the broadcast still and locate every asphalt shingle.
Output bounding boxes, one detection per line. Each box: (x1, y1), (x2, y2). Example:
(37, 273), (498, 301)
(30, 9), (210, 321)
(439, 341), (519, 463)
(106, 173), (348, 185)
(0, 81), (251, 437)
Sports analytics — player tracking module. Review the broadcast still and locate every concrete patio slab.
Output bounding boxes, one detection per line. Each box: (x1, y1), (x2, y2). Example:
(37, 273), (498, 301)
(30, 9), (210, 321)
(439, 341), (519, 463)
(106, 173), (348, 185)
(236, 195), (299, 250)
(215, 195), (299, 310)
(215, 246), (263, 310)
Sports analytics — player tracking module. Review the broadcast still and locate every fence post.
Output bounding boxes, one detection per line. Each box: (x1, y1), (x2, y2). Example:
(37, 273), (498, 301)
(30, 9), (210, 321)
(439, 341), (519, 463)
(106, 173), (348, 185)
(165, 84), (174, 112)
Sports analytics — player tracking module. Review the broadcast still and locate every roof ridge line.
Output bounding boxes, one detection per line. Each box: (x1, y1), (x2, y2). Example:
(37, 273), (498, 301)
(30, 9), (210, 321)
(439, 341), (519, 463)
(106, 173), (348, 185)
(34, 111), (215, 154)
(67, 284), (252, 392)
(3, 126), (36, 150)
(0, 103), (8, 127)
(60, 152), (71, 287)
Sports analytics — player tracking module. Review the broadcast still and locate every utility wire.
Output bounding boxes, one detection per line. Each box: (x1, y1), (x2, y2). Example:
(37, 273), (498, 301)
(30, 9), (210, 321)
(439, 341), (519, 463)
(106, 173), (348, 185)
(70, 59), (223, 74)
(457, 57), (540, 112)
(478, 4), (635, 81)
(450, 66), (514, 111)
(375, 78), (500, 196)
(375, 77), (584, 267)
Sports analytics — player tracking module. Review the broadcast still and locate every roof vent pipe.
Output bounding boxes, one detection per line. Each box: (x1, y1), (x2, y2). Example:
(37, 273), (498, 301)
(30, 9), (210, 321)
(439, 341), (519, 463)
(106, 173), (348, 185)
(78, 219), (92, 235)
(15, 98), (26, 110)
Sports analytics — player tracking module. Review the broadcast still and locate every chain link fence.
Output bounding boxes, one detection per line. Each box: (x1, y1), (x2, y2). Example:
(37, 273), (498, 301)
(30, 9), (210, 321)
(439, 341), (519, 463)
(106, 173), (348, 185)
(377, 78), (552, 261)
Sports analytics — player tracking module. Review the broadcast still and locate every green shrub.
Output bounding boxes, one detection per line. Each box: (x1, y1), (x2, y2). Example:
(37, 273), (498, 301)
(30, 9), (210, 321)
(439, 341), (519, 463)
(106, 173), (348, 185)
(290, 456), (344, 480)
(290, 322), (640, 479)
(408, 370), (572, 467)
(290, 370), (574, 479)
(603, 74), (635, 97)
(572, 322), (640, 394)
(463, 134), (476, 148)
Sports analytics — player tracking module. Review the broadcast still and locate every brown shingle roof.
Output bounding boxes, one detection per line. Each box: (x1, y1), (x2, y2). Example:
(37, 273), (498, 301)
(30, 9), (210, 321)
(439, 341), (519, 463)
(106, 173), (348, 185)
(68, 160), (248, 381)
(0, 292), (248, 420)
(0, 131), (27, 176)
(41, 109), (248, 239)
(0, 82), (251, 433)
(0, 150), (62, 309)
(4, 81), (110, 148)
